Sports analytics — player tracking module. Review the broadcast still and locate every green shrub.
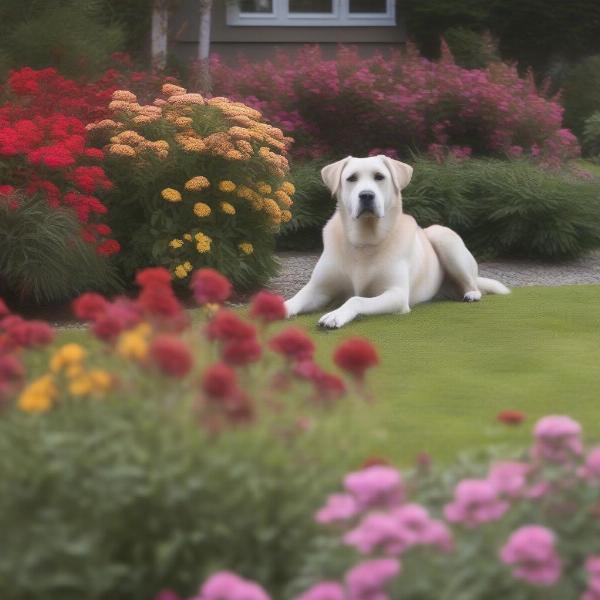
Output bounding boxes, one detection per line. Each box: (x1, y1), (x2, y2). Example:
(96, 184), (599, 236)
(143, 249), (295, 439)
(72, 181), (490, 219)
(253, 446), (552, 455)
(0, 195), (120, 305)
(583, 112), (600, 158)
(443, 27), (499, 69)
(0, 0), (124, 78)
(286, 159), (600, 261)
(562, 55), (600, 139)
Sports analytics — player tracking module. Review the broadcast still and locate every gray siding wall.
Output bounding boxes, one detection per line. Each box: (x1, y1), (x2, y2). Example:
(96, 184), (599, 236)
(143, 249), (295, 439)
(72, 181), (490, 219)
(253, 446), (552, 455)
(170, 0), (406, 63)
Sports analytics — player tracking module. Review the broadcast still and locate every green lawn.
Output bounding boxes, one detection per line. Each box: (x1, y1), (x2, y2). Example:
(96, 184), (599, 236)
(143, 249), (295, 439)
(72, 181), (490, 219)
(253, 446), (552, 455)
(293, 285), (600, 464)
(53, 285), (600, 465)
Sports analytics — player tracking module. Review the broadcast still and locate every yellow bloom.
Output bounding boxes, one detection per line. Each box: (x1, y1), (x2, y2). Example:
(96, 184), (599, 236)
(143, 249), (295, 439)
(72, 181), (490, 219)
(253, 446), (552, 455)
(113, 130), (145, 145)
(50, 343), (86, 373)
(281, 209), (292, 223)
(174, 264), (188, 279)
(69, 375), (93, 397)
(195, 232), (212, 253)
(183, 261), (193, 272)
(112, 90), (137, 103)
(262, 198), (281, 219)
(88, 369), (113, 393)
(194, 202), (211, 218)
(162, 83), (187, 96)
(175, 117), (193, 128)
(109, 99), (135, 112)
(239, 242), (254, 255)
(161, 188), (182, 202)
(169, 239), (184, 249)
(85, 119), (120, 131)
(225, 150), (244, 160)
(117, 324), (151, 361)
(107, 144), (136, 157)
(18, 375), (57, 413)
(183, 233), (193, 241)
(185, 176), (210, 191)
(256, 182), (272, 195)
(220, 201), (236, 215)
(274, 190), (293, 207)
(218, 180), (237, 193)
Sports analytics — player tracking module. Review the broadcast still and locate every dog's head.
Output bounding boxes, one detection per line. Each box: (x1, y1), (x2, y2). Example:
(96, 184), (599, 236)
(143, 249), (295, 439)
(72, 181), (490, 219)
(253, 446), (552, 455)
(321, 155), (413, 220)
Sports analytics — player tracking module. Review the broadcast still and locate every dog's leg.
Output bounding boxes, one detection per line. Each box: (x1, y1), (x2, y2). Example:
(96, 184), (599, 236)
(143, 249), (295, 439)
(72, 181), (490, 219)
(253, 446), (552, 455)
(318, 287), (410, 329)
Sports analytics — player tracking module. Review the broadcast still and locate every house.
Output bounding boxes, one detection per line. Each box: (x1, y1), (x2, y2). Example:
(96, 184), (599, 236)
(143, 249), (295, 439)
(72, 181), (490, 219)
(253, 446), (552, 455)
(169, 0), (406, 63)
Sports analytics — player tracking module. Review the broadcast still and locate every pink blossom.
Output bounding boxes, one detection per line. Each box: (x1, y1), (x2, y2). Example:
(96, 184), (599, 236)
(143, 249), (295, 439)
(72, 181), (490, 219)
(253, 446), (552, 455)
(579, 447), (600, 481)
(532, 415), (583, 463)
(315, 494), (359, 524)
(195, 571), (270, 600)
(500, 525), (561, 586)
(583, 556), (600, 600)
(487, 461), (530, 498)
(345, 559), (400, 600)
(295, 582), (346, 600)
(443, 479), (509, 527)
(344, 466), (404, 511)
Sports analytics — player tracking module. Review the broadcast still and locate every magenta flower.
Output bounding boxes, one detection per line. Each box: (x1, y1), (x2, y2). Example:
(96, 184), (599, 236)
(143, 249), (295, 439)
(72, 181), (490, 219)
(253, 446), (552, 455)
(295, 582), (346, 600)
(345, 559), (400, 600)
(532, 415), (583, 463)
(583, 556), (600, 600)
(392, 504), (453, 552)
(344, 466), (404, 511)
(344, 513), (411, 556)
(444, 479), (509, 527)
(500, 526), (562, 586)
(315, 493), (359, 525)
(196, 571), (270, 600)
(487, 461), (530, 498)
(579, 447), (600, 481)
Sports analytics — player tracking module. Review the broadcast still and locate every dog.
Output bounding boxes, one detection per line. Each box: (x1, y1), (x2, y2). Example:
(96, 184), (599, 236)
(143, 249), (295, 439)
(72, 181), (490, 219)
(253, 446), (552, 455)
(284, 155), (509, 329)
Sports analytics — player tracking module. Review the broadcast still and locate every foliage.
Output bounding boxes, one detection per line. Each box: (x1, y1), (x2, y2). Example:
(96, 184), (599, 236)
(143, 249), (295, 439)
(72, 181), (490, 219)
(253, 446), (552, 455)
(0, 194), (120, 305)
(0, 0), (124, 79)
(210, 46), (579, 165)
(0, 268), (377, 600)
(562, 55), (600, 140)
(583, 112), (600, 158)
(88, 84), (295, 290)
(282, 158), (600, 260)
(443, 27), (499, 69)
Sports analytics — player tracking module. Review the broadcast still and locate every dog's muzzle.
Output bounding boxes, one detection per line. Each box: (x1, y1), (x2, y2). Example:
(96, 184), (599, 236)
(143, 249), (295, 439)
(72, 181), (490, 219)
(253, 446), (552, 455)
(357, 191), (376, 217)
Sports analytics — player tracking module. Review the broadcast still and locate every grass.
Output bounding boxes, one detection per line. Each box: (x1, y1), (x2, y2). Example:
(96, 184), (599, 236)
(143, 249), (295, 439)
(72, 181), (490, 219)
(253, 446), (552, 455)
(53, 285), (600, 466)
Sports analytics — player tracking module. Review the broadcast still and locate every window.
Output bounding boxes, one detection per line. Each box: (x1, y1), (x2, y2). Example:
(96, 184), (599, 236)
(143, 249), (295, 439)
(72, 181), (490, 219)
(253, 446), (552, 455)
(228, 0), (396, 26)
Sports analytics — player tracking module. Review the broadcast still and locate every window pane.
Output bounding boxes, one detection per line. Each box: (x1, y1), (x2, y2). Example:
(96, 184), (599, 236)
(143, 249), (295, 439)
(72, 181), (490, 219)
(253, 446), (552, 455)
(240, 0), (273, 13)
(289, 0), (333, 13)
(349, 0), (387, 13)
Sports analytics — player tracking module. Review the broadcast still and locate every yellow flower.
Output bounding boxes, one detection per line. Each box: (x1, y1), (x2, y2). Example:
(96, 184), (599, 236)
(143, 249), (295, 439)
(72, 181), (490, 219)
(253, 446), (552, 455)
(225, 150), (243, 160)
(18, 375), (57, 413)
(220, 201), (236, 215)
(117, 324), (151, 361)
(107, 144), (136, 157)
(185, 176), (210, 191)
(281, 209), (292, 223)
(113, 130), (145, 145)
(174, 117), (193, 128)
(194, 202), (211, 218)
(161, 188), (182, 202)
(218, 180), (237, 193)
(256, 182), (272, 195)
(169, 239), (184, 249)
(274, 190), (293, 207)
(183, 233), (193, 241)
(112, 90), (137, 103)
(88, 369), (113, 393)
(195, 232), (212, 253)
(69, 375), (93, 397)
(239, 242), (254, 255)
(174, 264), (188, 279)
(162, 83), (187, 96)
(50, 343), (86, 373)
(183, 261), (193, 272)
(262, 198), (281, 219)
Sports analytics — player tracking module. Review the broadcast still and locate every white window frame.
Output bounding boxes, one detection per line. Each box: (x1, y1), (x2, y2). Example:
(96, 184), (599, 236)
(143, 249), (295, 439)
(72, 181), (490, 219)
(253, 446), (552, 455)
(227, 0), (396, 27)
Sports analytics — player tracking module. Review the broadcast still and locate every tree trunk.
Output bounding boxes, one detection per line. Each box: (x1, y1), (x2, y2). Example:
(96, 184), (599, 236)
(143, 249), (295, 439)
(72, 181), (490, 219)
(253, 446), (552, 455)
(195, 0), (213, 92)
(151, 0), (169, 69)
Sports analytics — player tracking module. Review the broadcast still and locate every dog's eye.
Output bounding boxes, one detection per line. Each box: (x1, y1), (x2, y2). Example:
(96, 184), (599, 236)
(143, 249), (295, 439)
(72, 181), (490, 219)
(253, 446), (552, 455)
(346, 174), (358, 182)
(374, 172), (385, 181)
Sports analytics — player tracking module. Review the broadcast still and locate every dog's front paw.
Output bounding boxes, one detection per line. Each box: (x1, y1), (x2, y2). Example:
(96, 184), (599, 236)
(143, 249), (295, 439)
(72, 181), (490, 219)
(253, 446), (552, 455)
(318, 308), (354, 329)
(284, 300), (298, 318)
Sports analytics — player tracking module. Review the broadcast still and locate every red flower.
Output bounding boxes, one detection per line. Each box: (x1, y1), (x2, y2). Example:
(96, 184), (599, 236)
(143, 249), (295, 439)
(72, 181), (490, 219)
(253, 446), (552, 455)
(222, 338), (262, 366)
(497, 410), (525, 425)
(138, 286), (182, 319)
(149, 335), (194, 377)
(269, 327), (315, 362)
(206, 310), (256, 343)
(333, 337), (378, 379)
(4, 317), (54, 348)
(136, 267), (172, 288)
(250, 291), (287, 322)
(0, 354), (24, 384)
(0, 298), (9, 317)
(0, 185), (15, 197)
(72, 293), (108, 321)
(96, 239), (120, 256)
(294, 360), (346, 401)
(191, 268), (232, 305)
(201, 362), (237, 398)
(92, 298), (140, 342)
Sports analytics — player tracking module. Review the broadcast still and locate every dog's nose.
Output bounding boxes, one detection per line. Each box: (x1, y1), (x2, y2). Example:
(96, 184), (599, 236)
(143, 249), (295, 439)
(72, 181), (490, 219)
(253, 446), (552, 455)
(358, 191), (375, 214)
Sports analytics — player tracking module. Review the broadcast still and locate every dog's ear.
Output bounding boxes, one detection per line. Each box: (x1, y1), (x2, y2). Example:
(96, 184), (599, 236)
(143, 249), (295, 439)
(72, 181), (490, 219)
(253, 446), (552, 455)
(381, 156), (413, 192)
(321, 156), (351, 197)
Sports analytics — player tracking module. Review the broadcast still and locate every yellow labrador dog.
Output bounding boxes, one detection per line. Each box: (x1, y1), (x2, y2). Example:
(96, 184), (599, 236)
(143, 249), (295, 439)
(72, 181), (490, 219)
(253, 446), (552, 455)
(284, 155), (509, 329)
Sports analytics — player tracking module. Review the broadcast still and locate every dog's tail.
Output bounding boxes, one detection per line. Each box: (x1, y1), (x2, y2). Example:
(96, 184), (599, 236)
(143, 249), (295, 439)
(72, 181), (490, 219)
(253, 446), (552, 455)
(477, 276), (510, 296)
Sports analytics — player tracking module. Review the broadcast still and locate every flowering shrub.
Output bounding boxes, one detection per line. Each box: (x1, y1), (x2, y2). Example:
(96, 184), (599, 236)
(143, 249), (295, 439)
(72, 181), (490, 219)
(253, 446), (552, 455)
(163, 415), (600, 599)
(211, 45), (579, 165)
(0, 268), (378, 599)
(87, 83), (295, 289)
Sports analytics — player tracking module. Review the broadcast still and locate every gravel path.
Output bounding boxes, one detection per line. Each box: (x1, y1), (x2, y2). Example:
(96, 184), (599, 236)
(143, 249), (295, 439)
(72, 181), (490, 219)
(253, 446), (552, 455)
(268, 250), (600, 298)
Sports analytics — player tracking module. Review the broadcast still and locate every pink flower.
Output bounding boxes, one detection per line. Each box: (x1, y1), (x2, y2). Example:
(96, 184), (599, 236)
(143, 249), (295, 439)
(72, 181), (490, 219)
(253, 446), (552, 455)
(250, 291), (286, 322)
(196, 571), (271, 600)
(443, 479), (509, 527)
(191, 269), (232, 305)
(487, 461), (530, 498)
(500, 525), (561, 586)
(532, 415), (582, 463)
(580, 447), (600, 481)
(295, 582), (345, 600)
(315, 493), (359, 524)
(345, 559), (400, 600)
(344, 466), (404, 511)
(345, 513), (410, 555)
(392, 504), (453, 552)
(583, 556), (600, 600)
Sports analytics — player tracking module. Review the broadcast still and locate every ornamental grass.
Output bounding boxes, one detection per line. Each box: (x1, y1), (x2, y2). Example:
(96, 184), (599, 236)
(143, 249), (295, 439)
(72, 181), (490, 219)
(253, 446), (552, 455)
(88, 84), (296, 290)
